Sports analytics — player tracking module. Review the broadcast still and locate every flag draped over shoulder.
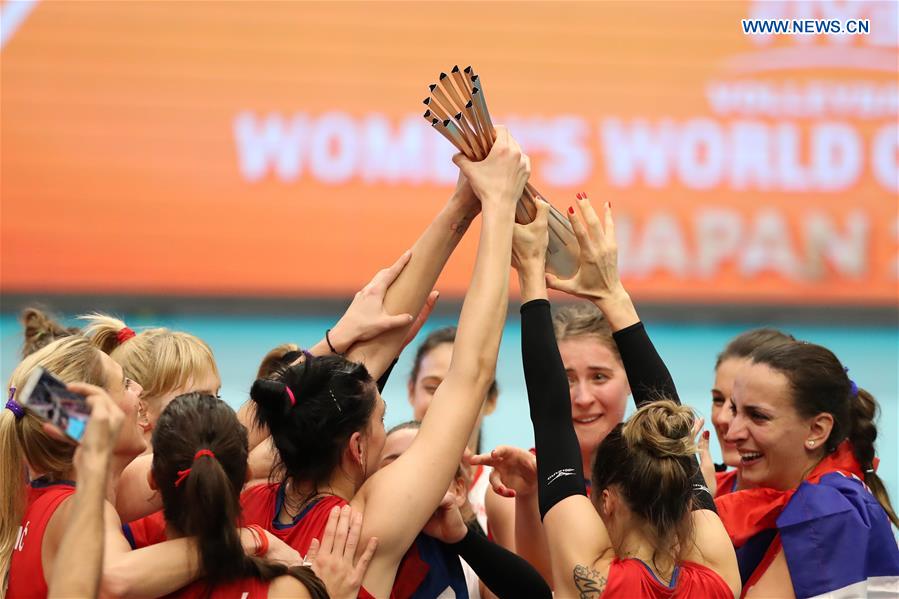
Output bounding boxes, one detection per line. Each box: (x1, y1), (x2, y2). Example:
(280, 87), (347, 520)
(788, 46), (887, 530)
(716, 441), (899, 598)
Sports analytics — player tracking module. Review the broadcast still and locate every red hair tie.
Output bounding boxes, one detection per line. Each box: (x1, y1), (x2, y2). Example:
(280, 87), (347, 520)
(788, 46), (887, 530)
(174, 449), (216, 487)
(285, 386), (296, 406)
(116, 327), (136, 344)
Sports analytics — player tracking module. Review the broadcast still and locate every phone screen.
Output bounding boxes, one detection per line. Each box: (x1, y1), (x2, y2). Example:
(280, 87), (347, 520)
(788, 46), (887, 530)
(19, 367), (89, 442)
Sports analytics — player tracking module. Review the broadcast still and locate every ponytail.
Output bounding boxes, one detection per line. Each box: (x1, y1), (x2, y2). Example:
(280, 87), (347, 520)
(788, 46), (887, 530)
(2, 336), (106, 586)
(153, 393), (327, 597)
(80, 313), (132, 355)
(0, 408), (26, 587)
(849, 388), (899, 528)
(249, 355), (376, 488)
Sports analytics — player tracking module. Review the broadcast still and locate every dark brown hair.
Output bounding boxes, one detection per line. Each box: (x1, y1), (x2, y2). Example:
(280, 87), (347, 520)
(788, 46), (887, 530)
(750, 342), (898, 528)
(20, 307), (80, 358)
(592, 400), (697, 572)
(715, 328), (795, 370)
(152, 393), (327, 597)
(250, 355), (377, 497)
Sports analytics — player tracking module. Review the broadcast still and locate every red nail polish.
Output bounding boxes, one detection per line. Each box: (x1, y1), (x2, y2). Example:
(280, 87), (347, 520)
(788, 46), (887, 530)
(575, 193), (582, 200)
(568, 206), (575, 215)
(582, 191), (588, 199)
(703, 430), (710, 440)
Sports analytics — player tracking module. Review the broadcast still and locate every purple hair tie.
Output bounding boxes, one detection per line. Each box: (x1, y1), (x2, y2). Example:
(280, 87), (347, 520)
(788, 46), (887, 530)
(6, 387), (25, 420)
(844, 367), (859, 397)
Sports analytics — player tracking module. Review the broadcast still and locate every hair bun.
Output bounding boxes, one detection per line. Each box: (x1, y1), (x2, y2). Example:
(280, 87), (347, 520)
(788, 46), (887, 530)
(21, 308), (79, 358)
(623, 400), (696, 459)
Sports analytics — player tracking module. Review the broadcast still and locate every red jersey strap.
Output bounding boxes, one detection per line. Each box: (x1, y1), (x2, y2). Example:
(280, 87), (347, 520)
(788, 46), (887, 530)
(6, 483), (77, 598)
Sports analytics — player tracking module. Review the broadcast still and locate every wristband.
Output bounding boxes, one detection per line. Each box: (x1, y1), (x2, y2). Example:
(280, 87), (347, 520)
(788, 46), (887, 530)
(325, 329), (344, 355)
(247, 524), (269, 557)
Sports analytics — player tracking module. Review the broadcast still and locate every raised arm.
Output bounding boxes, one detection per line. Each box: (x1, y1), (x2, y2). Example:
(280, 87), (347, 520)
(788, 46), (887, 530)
(513, 203), (612, 597)
(354, 126), (527, 598)
(47, 384), (122, 599)
(345, 174), (480, 381)
(236, 250), (423, 451)
(547, 196), (716, 511)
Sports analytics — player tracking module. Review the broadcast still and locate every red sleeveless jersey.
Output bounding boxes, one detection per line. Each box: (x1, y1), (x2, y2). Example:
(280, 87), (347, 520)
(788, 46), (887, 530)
(602, 558), (732, 598)
(163, 576), (270, 598)
(123, 510), (168, 549)
(239, 483), (346, 556)
(7, 480), (76, 599)
(239, 483), (430, 599)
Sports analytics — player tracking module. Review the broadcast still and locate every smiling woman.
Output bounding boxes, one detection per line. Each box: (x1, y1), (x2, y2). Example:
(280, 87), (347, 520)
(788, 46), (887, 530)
(718, 340), (899, 598)
(553, 302), (630, 476)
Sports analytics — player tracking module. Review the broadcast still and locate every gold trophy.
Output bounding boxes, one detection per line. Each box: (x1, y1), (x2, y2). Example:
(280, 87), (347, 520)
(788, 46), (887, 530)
(423, 66), (579, 278)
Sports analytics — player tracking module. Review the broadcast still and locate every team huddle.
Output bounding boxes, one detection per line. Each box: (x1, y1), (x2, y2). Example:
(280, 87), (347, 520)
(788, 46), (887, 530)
(2, 128), (898, 598)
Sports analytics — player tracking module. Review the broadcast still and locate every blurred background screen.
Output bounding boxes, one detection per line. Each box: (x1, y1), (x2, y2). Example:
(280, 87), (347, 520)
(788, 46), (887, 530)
(1, 1), (896, 494)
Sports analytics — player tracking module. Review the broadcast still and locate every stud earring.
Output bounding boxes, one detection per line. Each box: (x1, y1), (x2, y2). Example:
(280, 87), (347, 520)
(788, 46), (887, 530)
(807, 440), (815, 448)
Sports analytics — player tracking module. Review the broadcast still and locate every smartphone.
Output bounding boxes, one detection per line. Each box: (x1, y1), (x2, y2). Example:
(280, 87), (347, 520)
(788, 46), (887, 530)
(19, 367), (90, 442)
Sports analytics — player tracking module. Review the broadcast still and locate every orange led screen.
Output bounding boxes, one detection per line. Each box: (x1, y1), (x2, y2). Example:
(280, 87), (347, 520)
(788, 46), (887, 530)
(2, 1), (897, 304)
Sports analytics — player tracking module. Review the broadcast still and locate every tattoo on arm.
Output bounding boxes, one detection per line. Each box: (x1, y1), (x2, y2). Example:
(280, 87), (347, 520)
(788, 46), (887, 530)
(573, 564), (607, 599)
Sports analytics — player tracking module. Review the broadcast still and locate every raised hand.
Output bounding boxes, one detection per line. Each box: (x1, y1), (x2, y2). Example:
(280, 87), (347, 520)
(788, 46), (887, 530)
(692, 418), (717, 496)
(327, 251), (416, 352)
(422, 490), (468, 544)
(470, 446), (538, 499)
(545, 193), (639, 330)
(512, 199), (550, 273)
(306, 505), (378, 599)
(545, 193), (622, 302)
(452, 125), (530, 212)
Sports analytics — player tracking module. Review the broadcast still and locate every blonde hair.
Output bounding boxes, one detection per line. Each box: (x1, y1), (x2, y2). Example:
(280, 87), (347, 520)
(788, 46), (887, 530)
(257, 343), (301, 379)
(81, 314), (219, 425)
(552, 302), (621, 362)
(1, 337), (107, 584)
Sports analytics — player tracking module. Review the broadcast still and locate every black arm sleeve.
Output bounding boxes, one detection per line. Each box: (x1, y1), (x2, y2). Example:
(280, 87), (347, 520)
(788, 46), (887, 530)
(611, 321), (716, 512)
(612, 321), (679, 407)
(521, 299), (588, 520)
(448, 527), (552, 599)
(375, 358), (398, 393)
